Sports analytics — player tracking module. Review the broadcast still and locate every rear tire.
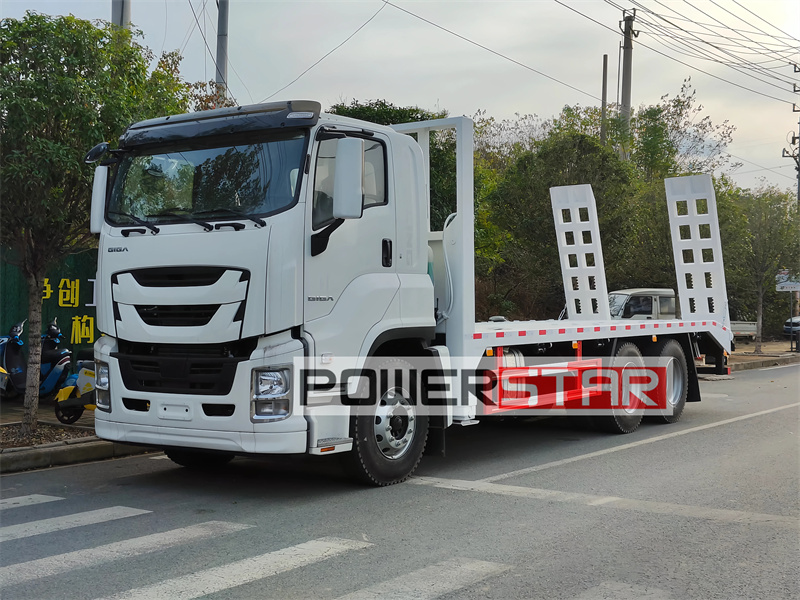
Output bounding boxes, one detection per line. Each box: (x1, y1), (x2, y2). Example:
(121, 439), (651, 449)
(593, 342), (645, 434)
(340, 358), (429, 486)
(165, 448), (234, 469)
(645, 339), (688, 424)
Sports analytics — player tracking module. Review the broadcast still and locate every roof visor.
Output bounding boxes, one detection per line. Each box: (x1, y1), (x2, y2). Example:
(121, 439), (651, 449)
(119, 100), (321, 150)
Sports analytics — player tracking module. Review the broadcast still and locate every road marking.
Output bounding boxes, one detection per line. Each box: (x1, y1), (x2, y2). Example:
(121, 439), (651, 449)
(409, 477), (799, 529)
(0, 521), (251, 587)
(0, 495), (63, 511)
(97, 537), (372, 600)
(0, 507), (151, 542)
(333, 558), (510, 600)
(480, 402), (800, 482)
(572, 581), (673, 599)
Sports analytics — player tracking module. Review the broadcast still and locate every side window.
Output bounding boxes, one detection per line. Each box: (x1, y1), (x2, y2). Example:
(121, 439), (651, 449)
(312, 136), (387, 230)
(659, 295), (675, 316)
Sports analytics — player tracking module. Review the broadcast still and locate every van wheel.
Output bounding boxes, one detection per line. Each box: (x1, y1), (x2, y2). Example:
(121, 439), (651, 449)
(593, 342), (645, 434)
(341, 358), (429, 486)
(646, 339), (688, 424)
(165, 448), (234, 469)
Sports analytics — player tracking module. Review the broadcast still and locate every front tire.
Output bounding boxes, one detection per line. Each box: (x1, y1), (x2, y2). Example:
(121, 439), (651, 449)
(593, 342), (645, 434)
(55, 403), (84, 424)
(341, 358), (429, 486)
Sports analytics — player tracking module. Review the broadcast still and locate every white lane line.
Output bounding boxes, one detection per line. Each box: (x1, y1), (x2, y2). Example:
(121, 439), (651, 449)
(409, 477), (799, 528)
(480, 402), (800, 482)
(0, 507), (151, 542)
(97, 537), (372, 600)
(760, 364), (800, 371)
(572, 581), (673, 599)
(0, 495), (63, 511)
(0, 521), (251, 587)
(333, 558), (510, 600)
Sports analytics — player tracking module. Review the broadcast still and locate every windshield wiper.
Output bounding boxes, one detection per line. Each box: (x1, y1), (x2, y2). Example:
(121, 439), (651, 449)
(194, 208), (266, 227)
(108, 211), (160, 234)
(147, 210), (213, 232)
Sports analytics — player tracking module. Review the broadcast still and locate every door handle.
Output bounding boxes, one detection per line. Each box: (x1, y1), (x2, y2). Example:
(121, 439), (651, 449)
(382, 239), (392, 268)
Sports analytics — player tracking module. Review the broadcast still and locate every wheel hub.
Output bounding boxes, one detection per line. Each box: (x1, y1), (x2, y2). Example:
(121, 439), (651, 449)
(373, 387), (416, 460)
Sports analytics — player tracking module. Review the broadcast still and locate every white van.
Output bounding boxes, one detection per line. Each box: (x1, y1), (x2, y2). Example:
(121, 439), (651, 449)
(609, 288), (678, 320)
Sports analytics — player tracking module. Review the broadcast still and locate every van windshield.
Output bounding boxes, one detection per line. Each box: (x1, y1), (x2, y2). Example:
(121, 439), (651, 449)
(608, 293), (629, 317)
(108, 132), (306, 226)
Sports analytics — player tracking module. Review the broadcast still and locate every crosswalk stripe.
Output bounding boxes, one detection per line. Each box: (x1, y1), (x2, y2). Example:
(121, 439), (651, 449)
(0, 521), (252, 587)
(333, 558), (511, 600)
(0, 495), (64, 511)
(0, 507), (150, 542)
(96, 537), (372, 600)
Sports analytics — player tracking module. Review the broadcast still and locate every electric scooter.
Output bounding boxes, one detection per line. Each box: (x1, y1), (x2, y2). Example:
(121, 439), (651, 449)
(54, 350), (96, 424)
(0, 319), (72, 400)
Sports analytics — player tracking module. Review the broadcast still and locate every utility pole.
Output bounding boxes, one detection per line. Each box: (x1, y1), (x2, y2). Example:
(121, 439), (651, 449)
(619, 9), (637, 159)
(215, 0), (230, 105)
(601, 54), (608, 146)
(111, 0), (131, 29)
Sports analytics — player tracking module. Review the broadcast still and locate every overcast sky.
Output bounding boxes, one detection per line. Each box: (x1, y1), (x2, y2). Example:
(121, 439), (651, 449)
(3, 0), (799, 192)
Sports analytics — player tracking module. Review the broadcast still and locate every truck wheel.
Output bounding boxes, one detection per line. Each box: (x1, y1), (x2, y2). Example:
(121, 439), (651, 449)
(646, 339), (688, 424)
(593, 342), (645, 434)
(165, 448), (234, 469)
(341, 358), (429, 486)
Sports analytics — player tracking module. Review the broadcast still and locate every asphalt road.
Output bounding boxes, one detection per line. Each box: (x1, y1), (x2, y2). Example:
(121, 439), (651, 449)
(1, 365), (798, 600)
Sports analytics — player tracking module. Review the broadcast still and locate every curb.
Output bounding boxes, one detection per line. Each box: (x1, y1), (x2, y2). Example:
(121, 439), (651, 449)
(729, 354), (800, 372)
(0, 436), (154, 474)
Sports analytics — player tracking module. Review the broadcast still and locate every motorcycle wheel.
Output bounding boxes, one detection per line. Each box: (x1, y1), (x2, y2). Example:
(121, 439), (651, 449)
(55, 402), (84, 424)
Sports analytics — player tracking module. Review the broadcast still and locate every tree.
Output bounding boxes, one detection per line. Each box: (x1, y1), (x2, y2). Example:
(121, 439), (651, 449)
(0, 12), (190, 435)
(487, 132), (636, 319)
(732, 185), (799, 352)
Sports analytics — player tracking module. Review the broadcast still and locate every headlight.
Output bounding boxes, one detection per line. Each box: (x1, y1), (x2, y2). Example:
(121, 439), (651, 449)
(95, 361), (110, 390)
(253, 369), (288, 398)
(252, 368), (291, 422)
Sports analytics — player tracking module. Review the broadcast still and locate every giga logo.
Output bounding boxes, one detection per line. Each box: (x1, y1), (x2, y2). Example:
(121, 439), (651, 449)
(108, 247), (129, 252)
(308, 296), (334, 302)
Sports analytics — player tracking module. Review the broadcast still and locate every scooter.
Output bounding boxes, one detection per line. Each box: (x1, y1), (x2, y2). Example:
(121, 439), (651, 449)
(54, 350), (96, 424)
(0, 318), (72, 400)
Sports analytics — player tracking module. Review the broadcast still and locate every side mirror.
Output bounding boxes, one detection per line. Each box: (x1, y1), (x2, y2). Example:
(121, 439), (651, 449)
(332, 137), (364, 220)
(90, 165), (108, 234)
(85, 142), (109, 164)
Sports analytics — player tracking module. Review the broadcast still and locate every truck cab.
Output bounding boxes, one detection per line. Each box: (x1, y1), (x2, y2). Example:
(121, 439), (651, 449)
(608, 288), (677, 320)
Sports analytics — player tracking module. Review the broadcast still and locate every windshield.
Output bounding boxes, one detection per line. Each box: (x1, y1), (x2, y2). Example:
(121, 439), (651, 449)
(608, 293), (629, 318)
(108, 132), (307, 226)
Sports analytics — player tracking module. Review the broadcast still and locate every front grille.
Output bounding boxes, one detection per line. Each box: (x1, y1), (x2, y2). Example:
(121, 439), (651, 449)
(135, 304), (220, 327)
(113, 339), (257, 395)
(129, 267), (230, 287)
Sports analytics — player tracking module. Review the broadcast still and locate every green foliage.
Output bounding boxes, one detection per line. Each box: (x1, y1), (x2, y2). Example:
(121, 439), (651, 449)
(0, 12), (191, 432)
(487, 132), (635, 319)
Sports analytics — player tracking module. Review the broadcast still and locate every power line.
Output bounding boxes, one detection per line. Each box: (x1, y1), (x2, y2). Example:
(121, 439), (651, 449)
(260, 2), (388, 102)
(386, 0), (600, 101)
(556, 0), (796, 105)
(729, 0), (800, 46)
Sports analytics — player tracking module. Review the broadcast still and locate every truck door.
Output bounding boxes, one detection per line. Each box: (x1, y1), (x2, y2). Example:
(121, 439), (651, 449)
(303, 132), (399, 358)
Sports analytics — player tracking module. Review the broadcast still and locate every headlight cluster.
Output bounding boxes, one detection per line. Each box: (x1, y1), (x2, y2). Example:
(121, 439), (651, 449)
(94, 361), (111, 412)
(251, 368), (291, 421)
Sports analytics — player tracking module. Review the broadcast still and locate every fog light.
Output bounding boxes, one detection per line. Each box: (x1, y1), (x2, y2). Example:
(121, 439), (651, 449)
(254, 398), (290, 418)
(96, 388), (111, 412)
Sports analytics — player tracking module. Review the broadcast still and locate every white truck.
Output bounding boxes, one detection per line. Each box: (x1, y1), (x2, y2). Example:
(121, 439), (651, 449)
(85, 101), (733, 485)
